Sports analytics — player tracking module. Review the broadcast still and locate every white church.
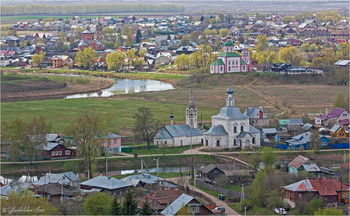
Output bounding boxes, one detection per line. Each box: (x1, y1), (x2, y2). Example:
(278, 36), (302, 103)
(154, 83), (261, 149)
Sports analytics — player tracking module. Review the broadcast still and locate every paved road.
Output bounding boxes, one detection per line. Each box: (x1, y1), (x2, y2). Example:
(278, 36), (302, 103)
(2, 147), (348, 164)
(166, 177), (240, 216)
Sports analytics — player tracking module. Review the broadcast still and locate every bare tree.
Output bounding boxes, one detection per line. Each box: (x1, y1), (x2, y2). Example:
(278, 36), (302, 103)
(65, 112), (105, 179)
(133, 107), (161, 149)
(310, 130), (321, 150)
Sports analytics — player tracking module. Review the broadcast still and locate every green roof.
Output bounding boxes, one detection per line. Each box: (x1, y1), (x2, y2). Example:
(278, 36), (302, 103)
(218, 52), (241, 57)
(224, 40), (234, 46)
(241, 59), (247, 65)
(211, 59), (225, 66)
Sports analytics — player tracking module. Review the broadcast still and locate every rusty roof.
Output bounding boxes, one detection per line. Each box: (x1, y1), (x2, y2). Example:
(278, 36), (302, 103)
(288, 155), (309, 169)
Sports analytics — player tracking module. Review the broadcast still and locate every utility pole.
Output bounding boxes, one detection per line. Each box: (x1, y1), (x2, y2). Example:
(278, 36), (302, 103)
(191, 131), (194, 179)
(105, 148), (108, 175)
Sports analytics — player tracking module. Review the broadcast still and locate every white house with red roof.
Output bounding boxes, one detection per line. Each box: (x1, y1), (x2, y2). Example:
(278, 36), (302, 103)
(210, 40), (250, 74)
(314, 107), (349, 127)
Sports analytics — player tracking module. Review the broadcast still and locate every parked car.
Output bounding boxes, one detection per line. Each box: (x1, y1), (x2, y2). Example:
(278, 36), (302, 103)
(214, 207), (225, 213)
(274, 208), (286, 215)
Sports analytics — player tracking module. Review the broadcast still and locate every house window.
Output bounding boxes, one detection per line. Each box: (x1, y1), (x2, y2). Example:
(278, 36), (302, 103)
(114, 139), (117, 144)
(241, 126), (244, 132)
(343, 113), (347, 116)
(342, 193), (345, 198)
(216, 140), (220, 147)
(108, 140), (111, 145)
(190, 206), (199, 213)
(252, 137), (255, 144)
(51, 152), (55, 156)
(59, 151), (62, 155)
(65, 150), (70, 155)
(205, 140), (208, 146)
(234, 126), (237, 133)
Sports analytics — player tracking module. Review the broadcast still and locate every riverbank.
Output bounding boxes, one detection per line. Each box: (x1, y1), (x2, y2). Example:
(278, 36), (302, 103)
(1, 72), (114, 102)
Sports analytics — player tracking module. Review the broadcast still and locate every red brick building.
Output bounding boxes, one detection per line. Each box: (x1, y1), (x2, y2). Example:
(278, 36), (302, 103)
(78, 29), (104, 51)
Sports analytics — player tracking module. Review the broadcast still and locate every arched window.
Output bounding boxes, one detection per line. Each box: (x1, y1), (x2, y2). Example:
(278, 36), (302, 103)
(234, 126), (237, 133)
(201, 139), (204, 144)
(228, 66), (231, 71)
(234, 139), (237, 146)
(241, 126), (244, 132)
(181, 140), (183, 146)
(206, 140), (208, 146)
(228, 60), (231, 65)
(252, 137), (255, 144)
(220, 66), (223, 71)
(216, 140), (220, 147)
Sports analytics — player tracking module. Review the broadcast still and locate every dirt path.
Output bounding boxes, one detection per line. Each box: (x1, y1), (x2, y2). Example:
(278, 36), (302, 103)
(239, 78), (291, 115)
(166, 177), (240, 216)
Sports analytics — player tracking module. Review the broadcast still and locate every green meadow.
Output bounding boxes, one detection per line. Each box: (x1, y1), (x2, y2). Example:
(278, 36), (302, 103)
(1, 97), (218, 132)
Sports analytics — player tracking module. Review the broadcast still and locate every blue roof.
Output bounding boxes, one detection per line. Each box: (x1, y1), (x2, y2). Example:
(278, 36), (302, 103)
(212, 106), (249, 120)
(80, 176), (132, 190)
(249, 125), (260, 134)
(121, 174), (164, 186)
(244, 107), (259, 118)
(204, 125), (228, 136)
(237, 131), (251, 138)
(0, 185), (21, 196)
(154, 128), (173, 139)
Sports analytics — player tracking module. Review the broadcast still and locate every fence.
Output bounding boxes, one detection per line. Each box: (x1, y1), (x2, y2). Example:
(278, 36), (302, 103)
(196, 179), (249, 202)
(331, 143), (350, 149)
(261, 141), (349, 150)
(131, 145), (159, 151)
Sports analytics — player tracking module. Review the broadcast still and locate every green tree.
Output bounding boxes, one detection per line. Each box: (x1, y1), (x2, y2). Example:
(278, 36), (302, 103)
(265, 190), (284, 209)
(133, 107), (161, 150)
(1, 117), (27, 161)
(103, 41), (115, 49)
(310, 129), (321, 150)
(278, 45), (304, 66)
(140, 198), (153, 215)
(261, 147), (277, 168)
(281, 16), (295, 23)
(306, 197), (324, 215)
(336, 42), (349, 59)
(125, 33), (134, 47)
(175, 53), (190, 70)
(84, 192), (112, 215)
(189, 44), (216, 71)
(32, 51), (46, 67)
(114, 39), (122, 48)
(301, 42), (310, 52)
(106, 50), (126, 71)
(64, 112), (105, 179)
(333, 93), (347, 109)
(1, 190), (58, 215)
(256, 35), (268, 52)
(75, 47), (98, 69)
(249, 151), (261, 171)
(110, 197), (121, 215)
(314, 207), (344, 215)
(122, 188), (138, 215)
(219, 28), (229, 37)
(187, 16), (193, 23)
(135, 30), (142, 43)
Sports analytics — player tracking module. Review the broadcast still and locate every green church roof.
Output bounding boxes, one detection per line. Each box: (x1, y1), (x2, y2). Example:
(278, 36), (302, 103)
(224, 40), (234, 46)
(218, 52), (241, 57)
(241, 59), (247, 65)
(211, 59), (225, 66)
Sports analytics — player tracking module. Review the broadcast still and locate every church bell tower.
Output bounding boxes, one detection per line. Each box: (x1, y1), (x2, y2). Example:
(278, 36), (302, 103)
(186, 90), (197, 128)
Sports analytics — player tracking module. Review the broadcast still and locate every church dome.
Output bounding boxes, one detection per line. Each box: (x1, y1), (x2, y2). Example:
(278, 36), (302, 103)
(224, 40), (234, 46)
(212, 106), (248, 120)
(226, 83), (234, 95)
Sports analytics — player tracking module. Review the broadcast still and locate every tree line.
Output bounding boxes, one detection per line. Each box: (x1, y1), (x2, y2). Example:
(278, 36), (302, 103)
(1, 4), (184, 16)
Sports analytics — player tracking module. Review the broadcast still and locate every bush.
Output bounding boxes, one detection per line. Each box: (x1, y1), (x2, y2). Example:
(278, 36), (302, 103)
(240, 199), (254, 212)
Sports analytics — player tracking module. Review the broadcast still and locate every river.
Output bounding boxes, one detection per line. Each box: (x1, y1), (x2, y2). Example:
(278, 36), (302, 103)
(65, 78), (175, 99)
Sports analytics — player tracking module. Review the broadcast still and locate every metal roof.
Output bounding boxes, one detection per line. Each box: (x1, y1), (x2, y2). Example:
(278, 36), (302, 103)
(288, 155), (309, 169)
(212, 106), (249, 120)
(40, 142), (60, 151)
(303, 163), (320, 172)
(210, 58), (225, 66)
(154, 128), (173, 140)
(249, 125), (260, 134)
(244, 107), (259, 118)
(218, 52), (241, 57)
(237, 131), (251, 138)
(161, 193), (194, 216)
(156, 125), (203, 138)
(33, 172), (78, 185)
(330, 124), (341, 133)
(104, 133), (122, 139)
(78, 40), (89, 46)
(80, 176), (132, 190)
(204, 125), (228, 136)
(261, 128), (277, 135)
(121, 174), (164, 186)
(283, 179), (316, 192)
(0, 185), (21, 196)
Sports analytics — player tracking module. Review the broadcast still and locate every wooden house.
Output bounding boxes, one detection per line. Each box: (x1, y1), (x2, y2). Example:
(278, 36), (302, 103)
(39, 143), (76, 160)
(330, 124), (348, 138)
(161, 193), (214, 216)
(281, 178), (349, 208)
(288, 155), (320, 175)
(140, 189), (184, 211)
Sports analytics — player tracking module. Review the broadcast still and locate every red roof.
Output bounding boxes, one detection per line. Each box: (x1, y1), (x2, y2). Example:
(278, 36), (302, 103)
(309, 179), (349, 196)
(96, 57), (105, 62)
(143, 189), (183, 210)
(288, 155), (309, 169)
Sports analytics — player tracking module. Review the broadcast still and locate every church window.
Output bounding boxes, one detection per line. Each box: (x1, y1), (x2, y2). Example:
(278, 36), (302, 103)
(234, 139), (237, 146)
(220, 66), (223, 71)
(241, 126), (244, 132)
(252, 137), (255, 144)
(216, 140), (220, 147)
(234, 126), (237, 133)
(165, 141), (167, 145)
(228, 66), (231, 71)
(181, 140), (183, 146)
(206, 140), (208, 146)
(228, 60), (231, 65)
(243, 66), (245, 70)
(201, 139), (204, 145)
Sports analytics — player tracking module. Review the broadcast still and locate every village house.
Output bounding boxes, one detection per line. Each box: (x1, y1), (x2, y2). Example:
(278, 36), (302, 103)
(80, 176), (133, 194)
(33, 172), (80, 187)
(330, 124), (348, 138)
(200, 164), (255, 184)
(244, 107), (269, 128)
(32, 183), (79, 203)
(281, 178), (349, 208)
(52, 55), (73, 68)
(140, 189), (184, 212)
(39, 142), (76, 160)
(161, 193), (214, 216)
(288, 155), (320, 175)
(102, 133), (122, 153)
(78, 28), (104, 51)
(121, 173), (165, 187)
(314, 107), (349, 127)
(210, 40), (250, 73)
